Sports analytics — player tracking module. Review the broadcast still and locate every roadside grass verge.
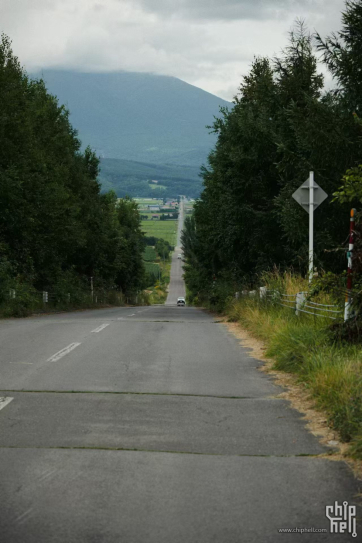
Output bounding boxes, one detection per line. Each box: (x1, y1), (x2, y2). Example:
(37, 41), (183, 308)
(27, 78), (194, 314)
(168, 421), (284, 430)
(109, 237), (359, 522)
(0, 287), (150, 318)
(144, 259), (171, 304)
(226, 279), (362, 460)
(147, 283), (167, 304)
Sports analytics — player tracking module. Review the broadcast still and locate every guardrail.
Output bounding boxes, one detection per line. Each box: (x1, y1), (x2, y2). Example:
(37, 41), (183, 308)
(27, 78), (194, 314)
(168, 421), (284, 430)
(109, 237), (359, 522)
(247, 287), (345, 321)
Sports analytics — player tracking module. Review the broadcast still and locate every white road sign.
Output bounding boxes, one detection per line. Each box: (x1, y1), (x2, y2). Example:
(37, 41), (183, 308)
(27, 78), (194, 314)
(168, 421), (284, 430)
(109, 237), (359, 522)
(292, 178), (328, 213)
(292, 172), (328, 282)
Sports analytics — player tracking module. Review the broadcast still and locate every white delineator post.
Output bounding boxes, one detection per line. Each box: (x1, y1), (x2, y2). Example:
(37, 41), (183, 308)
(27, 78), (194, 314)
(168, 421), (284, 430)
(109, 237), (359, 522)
(296, 292), (306, 316)
(344, 208), (356, 322)
(259, 286), (267, 299)
(309, 171), (314, 284)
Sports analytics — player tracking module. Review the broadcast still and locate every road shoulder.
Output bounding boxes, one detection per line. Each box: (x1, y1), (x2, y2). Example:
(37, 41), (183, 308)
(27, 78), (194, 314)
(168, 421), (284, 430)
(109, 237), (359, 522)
(224, 319), (362, 481)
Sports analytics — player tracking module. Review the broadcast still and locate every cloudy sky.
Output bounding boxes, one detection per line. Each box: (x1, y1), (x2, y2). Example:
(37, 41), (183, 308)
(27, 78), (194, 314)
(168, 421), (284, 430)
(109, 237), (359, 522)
(1, 0), (347, 100)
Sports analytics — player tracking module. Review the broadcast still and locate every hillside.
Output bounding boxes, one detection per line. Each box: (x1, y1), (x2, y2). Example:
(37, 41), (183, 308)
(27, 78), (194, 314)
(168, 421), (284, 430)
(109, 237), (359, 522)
(99, 158), (202, 198)
(33, 70), (231, 167)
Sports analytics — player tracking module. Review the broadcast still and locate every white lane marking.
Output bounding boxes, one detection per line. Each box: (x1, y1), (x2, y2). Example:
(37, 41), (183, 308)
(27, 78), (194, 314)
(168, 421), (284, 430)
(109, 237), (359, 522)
(0, 397), (13, 411)
(16, 508), (33, 525)
(91, 323), (110, 333)
(47, 343), (81, 362)
(9, 362), (33, 365)
(117, 310), (142, 319)
(38, 468), (58, 483)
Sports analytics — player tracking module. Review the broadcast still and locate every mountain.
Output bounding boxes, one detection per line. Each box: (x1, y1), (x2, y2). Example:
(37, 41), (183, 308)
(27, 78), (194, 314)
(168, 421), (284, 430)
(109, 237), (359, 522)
(33, 70), (231, 167)
(99, 158), (202, 199)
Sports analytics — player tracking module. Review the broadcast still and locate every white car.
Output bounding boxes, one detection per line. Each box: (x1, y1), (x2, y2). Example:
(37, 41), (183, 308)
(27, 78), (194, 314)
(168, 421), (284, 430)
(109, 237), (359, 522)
(177, 297), (186, 306)
(177, 254), (182, 259)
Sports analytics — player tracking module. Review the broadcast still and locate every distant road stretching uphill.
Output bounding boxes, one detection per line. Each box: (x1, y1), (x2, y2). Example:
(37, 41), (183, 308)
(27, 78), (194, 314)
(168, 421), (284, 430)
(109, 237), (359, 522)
(166, 197), (186, 305)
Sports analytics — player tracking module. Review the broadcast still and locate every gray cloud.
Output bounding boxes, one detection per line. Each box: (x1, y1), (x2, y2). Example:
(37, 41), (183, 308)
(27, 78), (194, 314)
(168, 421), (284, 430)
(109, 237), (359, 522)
(0, 0), (348, 100)
(133, 0), (327, 21)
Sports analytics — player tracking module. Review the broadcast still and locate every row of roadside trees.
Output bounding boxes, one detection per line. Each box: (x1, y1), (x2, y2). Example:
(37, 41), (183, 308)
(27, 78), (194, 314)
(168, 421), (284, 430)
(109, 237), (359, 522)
(182, 1), (362, 308)
(0, 34), (146, 313)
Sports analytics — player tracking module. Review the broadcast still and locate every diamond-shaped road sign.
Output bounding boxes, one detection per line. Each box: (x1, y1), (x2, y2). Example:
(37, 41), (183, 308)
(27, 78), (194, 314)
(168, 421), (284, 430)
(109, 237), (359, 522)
(292, 178), (328, 214)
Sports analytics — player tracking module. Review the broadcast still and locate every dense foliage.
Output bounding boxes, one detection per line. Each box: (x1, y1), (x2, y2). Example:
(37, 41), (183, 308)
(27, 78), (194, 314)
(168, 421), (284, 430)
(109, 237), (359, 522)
(0, 35), (145, 305)
(183, 4), (362, 306)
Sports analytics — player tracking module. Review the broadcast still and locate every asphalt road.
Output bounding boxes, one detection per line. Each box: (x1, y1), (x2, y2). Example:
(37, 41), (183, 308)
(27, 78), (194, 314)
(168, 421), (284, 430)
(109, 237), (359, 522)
(0, 260), (361, 540)
(166, 196), (186, 305)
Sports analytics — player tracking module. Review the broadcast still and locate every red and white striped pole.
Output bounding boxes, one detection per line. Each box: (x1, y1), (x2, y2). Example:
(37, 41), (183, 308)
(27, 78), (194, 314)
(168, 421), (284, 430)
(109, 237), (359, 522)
(344, 208), (356, 322)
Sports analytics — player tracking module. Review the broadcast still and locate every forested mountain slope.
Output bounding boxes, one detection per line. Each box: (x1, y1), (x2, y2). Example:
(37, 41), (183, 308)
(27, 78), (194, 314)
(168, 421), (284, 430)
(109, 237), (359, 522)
(33, 70), (231, 167)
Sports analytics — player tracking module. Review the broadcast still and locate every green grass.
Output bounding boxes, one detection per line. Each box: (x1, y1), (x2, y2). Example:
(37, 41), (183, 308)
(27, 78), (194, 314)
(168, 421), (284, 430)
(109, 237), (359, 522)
(143, 246), (157, 261)
(144, 261), (160, 277)
(143, 260), (171, 304)
(225, 274), (362, 460)
(141, 220), (177, 246)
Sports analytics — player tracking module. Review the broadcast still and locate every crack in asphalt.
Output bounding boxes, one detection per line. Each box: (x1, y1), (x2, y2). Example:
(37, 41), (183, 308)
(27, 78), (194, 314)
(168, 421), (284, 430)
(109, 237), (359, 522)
(0, 390), (284, 400)
(0, 444), (331, 458)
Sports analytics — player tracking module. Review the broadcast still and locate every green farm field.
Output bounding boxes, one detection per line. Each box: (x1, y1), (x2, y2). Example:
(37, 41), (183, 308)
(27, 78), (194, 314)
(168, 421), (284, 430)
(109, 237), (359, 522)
(150, 184), (166, 190)
(135, 198), (163, 207)
(141, 220), (177, 246)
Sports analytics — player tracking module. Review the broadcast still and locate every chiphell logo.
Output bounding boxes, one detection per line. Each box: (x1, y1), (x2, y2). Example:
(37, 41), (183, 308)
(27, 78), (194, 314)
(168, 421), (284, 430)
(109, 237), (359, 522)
(325, 501), (357, 537)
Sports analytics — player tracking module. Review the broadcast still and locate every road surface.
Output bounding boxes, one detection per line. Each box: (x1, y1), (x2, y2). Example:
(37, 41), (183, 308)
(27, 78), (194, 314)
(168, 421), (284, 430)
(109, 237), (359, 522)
(166, 196), (186, 304)
(0, 217), (360, 541)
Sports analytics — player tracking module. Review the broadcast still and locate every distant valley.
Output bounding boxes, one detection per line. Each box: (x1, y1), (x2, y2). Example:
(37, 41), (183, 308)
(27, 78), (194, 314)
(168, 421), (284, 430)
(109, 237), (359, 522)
(33, 70), (231, 197)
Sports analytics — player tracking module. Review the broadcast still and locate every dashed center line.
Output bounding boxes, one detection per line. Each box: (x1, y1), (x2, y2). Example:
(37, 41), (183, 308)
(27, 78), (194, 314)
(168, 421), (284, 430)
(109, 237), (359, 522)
(47, 343), (81, 362)
(91, 323), (110, 333)
(0, 397), (13, 411)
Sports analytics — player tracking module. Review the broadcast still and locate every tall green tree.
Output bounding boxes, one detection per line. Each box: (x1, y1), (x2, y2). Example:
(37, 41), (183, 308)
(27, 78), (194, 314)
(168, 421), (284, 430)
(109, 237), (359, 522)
(316, 0), (362, 113)
(0, 34), (145, 298)
(184, 15), (362, 305)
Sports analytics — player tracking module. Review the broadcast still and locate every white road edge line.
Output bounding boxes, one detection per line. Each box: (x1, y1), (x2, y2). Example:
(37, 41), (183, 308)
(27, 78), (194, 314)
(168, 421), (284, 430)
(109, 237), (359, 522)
(0, 397), (14, 411)
(91, 323), (110, 333)
(47, 343), (81, 362)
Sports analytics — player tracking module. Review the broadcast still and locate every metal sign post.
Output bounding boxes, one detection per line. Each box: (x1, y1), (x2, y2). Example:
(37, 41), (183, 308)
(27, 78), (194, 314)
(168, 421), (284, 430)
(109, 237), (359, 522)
(292, 172), (328, 283)
(309, 171), (314, 283)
